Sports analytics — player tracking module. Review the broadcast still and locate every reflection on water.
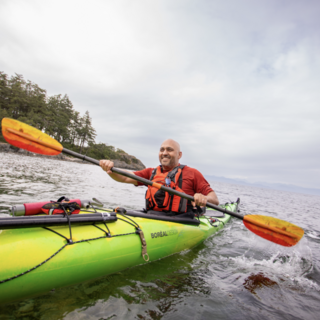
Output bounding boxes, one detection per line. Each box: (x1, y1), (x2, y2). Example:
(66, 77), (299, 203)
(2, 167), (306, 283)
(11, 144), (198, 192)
(1, 152), (320, 319)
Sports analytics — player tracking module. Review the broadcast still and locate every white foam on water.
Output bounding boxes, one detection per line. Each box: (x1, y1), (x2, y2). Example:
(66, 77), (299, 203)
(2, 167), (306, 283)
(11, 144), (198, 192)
(306, 230), (320, 240)
(224, 243), (319, 291)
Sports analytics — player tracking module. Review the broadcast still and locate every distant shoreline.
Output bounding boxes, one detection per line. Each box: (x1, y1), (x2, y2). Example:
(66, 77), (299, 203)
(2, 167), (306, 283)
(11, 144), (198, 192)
(0, 143), (145, 171)
(206, 174), (320, 197)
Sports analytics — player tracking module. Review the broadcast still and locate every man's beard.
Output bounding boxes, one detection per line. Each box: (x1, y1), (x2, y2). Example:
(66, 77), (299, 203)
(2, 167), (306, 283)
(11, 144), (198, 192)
(161, 156), (174, 167)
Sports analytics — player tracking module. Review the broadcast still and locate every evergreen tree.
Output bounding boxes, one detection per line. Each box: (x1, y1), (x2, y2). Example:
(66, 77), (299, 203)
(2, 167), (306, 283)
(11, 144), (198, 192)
(0, 71), (139, 166)
(45, 94), (74, 143)
(0, 72), (47, 139)
(78, 110), (96, 153)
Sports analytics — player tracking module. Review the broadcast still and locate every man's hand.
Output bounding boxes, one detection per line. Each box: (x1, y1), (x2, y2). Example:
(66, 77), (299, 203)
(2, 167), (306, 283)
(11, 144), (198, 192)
(100, 160), (114, 174)
(192, 191), (219, 207)
(192, 193), (208, 207)
(100, 160), (138, 185)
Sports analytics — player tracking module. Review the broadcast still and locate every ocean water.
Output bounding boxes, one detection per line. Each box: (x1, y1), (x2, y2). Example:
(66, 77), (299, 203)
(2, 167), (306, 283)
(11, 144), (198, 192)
(0, 152), (319, 319)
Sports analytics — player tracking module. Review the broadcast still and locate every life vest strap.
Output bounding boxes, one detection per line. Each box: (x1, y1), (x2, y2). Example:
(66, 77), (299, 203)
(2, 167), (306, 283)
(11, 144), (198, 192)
(146, 165), (188, 213)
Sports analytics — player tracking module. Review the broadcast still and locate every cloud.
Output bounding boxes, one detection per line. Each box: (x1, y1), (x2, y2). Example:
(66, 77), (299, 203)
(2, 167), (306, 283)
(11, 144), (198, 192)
(1, 0), (319, 188)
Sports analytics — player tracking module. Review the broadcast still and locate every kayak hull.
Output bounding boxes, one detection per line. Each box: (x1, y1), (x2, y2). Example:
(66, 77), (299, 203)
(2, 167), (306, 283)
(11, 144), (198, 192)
(0, 202), (238, 305)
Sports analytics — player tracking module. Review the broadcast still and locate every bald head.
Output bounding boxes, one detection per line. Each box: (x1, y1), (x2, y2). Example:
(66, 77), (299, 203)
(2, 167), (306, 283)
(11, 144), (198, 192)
(159, 139), (182, 170)
(161, 139), (181, 152)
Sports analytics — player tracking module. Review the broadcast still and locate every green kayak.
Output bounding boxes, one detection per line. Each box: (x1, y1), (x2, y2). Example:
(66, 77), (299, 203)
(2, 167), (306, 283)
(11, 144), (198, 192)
(0, 199), (239, 305)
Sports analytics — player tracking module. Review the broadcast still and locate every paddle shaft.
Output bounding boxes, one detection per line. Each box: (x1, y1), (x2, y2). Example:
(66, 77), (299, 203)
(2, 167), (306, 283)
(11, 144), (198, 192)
(4, 125), (241, 218)
(62, 148), (244, 220)
(2, 118), (304, 246)
(2, 127), (241, 219)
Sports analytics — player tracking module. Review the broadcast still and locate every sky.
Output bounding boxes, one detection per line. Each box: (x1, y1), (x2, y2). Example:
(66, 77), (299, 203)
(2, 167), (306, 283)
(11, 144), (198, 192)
(1, 0), (319, 189)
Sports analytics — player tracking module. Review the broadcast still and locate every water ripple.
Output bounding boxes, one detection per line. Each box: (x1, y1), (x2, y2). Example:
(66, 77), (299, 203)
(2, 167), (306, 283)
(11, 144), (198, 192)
(1, 153), (320, 319)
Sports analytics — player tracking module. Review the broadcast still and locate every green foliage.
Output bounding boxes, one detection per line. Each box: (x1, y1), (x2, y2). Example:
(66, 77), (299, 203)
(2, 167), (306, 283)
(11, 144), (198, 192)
(85, 143), (131, 163)
(0, 71), (96, 152)
(0, 71), (138, 164)
(0, 72), (47, 129)
(85, 142), (116, 160)
(116, 148), (126, 154)
(45, 94), (74, 143)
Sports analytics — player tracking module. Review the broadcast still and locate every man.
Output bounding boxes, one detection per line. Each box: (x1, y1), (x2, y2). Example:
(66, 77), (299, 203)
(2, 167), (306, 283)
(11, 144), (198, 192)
(100, 139), (219, 216)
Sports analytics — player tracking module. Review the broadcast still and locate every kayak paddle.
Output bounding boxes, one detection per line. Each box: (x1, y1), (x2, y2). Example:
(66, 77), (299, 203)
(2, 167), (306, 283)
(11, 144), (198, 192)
(1, 117), (304, 247)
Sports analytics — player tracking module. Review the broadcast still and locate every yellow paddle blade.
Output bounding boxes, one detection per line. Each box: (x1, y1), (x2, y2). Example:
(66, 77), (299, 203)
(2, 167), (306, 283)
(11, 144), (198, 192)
(243, 215), (304, 247)
(1, 118), (63, 155)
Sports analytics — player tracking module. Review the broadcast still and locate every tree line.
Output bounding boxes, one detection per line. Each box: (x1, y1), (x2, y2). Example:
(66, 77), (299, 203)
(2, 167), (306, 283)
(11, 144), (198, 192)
(0, 71), (130, 162)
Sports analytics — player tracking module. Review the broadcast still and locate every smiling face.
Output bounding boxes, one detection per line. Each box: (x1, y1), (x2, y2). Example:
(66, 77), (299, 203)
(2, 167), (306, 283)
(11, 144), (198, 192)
(159, 139), (182, 170)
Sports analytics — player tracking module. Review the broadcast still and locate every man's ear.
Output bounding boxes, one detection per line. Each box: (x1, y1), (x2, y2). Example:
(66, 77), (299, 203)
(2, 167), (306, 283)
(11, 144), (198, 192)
(178, 151), (182, 160)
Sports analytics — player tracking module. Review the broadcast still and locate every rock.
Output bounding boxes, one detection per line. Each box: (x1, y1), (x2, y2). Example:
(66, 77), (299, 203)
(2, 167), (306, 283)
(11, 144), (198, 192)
(111, 159), (145, 171)
(111, 153), (145, 170)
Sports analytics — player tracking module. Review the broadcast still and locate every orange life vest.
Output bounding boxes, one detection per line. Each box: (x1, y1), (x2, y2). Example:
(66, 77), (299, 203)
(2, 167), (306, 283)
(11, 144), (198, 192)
(145, 165), (188, 213)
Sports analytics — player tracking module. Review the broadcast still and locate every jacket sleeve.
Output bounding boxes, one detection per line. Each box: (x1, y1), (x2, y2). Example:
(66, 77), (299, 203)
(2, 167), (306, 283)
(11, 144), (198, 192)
(133, 168), (154, 186)
(193, 169), (214, 195)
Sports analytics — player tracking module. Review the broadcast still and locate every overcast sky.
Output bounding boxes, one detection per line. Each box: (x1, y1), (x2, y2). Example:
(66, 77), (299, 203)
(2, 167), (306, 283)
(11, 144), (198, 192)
(1, 0), (319, 189)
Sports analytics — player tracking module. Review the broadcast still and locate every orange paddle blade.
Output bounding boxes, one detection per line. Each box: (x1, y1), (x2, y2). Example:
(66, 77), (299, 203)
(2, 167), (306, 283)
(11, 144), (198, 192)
(243, 215), (304, 247)
(1, 118), (63, 155)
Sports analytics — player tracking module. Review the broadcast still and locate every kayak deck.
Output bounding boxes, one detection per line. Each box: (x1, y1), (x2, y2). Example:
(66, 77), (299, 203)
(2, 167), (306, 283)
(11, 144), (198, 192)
(0, 199), (239, 305)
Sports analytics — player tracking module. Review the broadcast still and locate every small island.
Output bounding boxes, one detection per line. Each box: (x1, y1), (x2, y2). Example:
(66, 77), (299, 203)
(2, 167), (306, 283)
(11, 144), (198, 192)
(0, 72), (145, 170)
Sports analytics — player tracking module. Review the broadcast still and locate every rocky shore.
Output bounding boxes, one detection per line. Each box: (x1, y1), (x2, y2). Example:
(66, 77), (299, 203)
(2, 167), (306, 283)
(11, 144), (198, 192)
(0, 143), (146, 170)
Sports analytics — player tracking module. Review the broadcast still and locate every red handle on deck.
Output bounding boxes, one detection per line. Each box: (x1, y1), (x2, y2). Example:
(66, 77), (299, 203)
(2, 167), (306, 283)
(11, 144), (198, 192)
(11, 199), (82, 216)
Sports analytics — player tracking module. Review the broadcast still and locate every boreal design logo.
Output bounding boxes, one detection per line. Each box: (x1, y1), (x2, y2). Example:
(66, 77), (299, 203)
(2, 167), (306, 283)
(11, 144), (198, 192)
(151, 229), (178, 239)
